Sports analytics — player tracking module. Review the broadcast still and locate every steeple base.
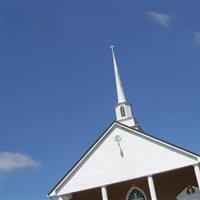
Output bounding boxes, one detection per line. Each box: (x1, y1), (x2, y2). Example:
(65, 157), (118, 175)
(118, 117), (135, 127)
(115, 102), (138, 127)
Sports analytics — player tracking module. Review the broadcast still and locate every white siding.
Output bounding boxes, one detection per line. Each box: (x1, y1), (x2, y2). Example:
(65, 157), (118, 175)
(57, 126), (197, 195)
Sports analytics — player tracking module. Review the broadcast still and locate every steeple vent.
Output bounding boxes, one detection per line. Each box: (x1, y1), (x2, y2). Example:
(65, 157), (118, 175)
(110, 45), (139, 128)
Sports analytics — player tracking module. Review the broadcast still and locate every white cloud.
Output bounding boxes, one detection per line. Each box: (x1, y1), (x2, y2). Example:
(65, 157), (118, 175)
(147, 11), (171, 28)
(194, 32), (200, 44)
(0, 152), (41, 172)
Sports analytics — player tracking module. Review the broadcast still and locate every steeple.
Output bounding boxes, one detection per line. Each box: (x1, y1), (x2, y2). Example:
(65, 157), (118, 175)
(110, 45), (126, 103)
(110, 45), (139, 128)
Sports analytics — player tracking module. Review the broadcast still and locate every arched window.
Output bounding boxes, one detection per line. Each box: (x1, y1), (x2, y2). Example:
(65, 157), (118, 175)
(120, 106), (126, 117)
(126, 186), (147, 200)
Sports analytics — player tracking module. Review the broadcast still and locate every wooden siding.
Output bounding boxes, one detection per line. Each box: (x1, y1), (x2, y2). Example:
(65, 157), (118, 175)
(72, 166), (198, 200)
(57, 126), (197, 195)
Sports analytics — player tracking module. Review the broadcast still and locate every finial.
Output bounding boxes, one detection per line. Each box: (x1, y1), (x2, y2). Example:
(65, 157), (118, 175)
(110, 45), (115, 54)
(110, 45), (115, 49)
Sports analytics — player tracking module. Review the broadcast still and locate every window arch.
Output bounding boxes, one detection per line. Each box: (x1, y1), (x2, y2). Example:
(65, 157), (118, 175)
(120, 106), (126, 117)
(126, 186), (147, 200)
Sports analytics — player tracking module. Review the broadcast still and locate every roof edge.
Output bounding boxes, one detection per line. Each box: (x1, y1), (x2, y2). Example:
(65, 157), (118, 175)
(117, 121), (200, 158)
(48, 121), (200, 197)
(48, 121), (116, 197)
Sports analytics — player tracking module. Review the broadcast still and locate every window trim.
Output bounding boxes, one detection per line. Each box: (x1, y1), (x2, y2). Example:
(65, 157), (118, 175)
(126, 186), (147, 200)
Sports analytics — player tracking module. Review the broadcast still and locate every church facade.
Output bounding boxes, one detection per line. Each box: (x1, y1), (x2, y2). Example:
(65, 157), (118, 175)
(48, 47), (200, 200)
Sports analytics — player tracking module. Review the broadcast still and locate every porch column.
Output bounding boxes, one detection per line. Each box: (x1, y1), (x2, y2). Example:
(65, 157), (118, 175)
(101, 186), (109, 200)
(194, 164), (200, 188)
(148, 176), (158, 200)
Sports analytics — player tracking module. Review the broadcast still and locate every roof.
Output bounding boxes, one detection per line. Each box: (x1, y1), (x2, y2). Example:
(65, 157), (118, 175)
(48, 121), (200, 197)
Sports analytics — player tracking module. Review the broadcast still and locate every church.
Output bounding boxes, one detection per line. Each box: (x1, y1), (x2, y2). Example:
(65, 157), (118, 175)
(48, 47), (200, 200)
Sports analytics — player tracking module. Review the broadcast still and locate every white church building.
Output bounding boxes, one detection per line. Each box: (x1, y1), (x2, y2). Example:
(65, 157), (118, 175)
(48, 47), (200, 200)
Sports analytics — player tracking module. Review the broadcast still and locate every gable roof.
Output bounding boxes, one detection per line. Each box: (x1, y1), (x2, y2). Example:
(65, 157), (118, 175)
(48, 121), (200, 197)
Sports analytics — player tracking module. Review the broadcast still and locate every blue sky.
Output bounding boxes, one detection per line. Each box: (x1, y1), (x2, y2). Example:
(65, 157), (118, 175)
(1, 1), (200, 199)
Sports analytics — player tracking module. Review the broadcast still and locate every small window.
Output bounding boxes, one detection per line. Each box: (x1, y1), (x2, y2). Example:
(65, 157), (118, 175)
(126, 187), (147, 200)
(120, 106), (126, 117)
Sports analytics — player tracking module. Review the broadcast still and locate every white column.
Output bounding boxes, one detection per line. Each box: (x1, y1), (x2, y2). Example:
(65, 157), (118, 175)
(101, 186), (109, 200)
(58, 197), (63, 200)
(194, 164), (200, 188)
(148, 176), (157, 200)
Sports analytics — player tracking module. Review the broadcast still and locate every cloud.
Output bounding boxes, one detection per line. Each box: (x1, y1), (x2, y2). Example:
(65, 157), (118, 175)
(194, 32), (200, 44)
(0, 152), (41, 172)
(147, 11), (171, 28)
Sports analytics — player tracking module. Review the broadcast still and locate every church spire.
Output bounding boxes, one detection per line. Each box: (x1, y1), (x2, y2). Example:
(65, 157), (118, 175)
(110, 45), (126, 103)
(110, 45), (140, 128)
